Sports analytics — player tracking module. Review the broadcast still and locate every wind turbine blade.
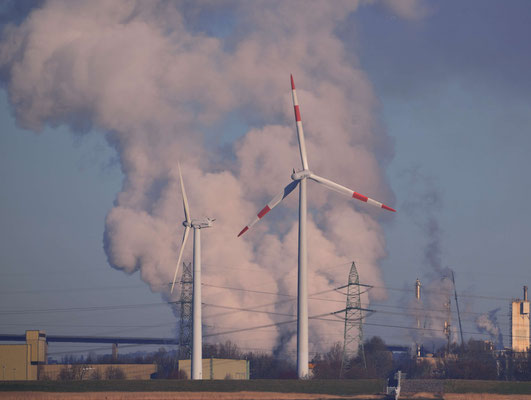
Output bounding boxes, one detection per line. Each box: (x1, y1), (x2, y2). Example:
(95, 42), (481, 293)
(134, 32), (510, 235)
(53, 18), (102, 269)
(238, 180), (300, 237)
(171, 226), (191, 293)
(309, 173), (396, 212)
(178, 163), (191, 223)
(291, 74), (309, 170)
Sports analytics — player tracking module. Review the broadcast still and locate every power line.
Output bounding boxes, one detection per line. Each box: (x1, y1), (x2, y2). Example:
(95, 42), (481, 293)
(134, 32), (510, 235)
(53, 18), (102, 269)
(0, 284), (146, 295)
(0, 322), (175, 329)
(203, 303), (294, 317)
(202, 283), (295, 298)
(0, 289), (516, 328)
(0, 302), (166, 315)
(370, 284), (518, 302)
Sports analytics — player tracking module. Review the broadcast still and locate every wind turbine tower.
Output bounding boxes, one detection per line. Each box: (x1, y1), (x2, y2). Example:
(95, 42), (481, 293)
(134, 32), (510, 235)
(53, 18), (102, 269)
(238, 75), (395, 378)
(171, 165), (214, 380)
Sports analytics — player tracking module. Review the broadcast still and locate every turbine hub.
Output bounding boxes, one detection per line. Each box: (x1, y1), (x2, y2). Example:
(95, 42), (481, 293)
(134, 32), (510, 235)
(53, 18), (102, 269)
(291, 169), (312, 181)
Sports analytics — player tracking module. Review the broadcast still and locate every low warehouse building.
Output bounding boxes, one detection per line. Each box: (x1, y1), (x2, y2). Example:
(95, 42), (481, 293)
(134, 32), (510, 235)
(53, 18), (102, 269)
(0, 330), (156, 380)
(179, 358), (249, 379)
(0, 330), (47, 380)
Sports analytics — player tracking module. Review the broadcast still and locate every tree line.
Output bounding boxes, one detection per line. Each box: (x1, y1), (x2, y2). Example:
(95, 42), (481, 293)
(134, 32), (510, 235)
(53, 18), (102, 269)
(51, 336), (531, 380)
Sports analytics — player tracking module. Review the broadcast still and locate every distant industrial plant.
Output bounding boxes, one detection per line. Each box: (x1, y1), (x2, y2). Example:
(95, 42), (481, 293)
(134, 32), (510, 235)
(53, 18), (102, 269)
(1, 282), (529, 381)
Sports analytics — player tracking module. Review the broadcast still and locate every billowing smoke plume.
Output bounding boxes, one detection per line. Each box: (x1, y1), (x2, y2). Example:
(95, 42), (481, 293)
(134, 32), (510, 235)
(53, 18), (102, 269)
(402, 168), (454, 349)
(0, 0), (411, 356)
(476, 309), (503, 350)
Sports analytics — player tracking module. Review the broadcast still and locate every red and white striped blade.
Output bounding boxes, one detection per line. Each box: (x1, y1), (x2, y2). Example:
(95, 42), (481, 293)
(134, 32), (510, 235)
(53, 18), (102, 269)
(171, 226), (190, 293)
(309, 173), (396, 212)
(291, 74), (309, 170)
(238, 180), (300, 237)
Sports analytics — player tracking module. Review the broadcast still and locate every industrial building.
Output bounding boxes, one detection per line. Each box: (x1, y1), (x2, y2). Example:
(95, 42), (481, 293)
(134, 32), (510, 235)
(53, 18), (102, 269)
(0, 330), (47, 380)
(0, 330), (156, 380)
(0, 330), (250, 381)
(511, 286), (530, 353)
(179, 358), (249, 379)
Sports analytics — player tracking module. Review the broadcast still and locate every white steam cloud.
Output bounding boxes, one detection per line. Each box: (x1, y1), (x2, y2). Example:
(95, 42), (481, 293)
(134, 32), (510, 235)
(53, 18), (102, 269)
(402, 168), (455, 348)
(476, 309), (503, 350)
(0, 0), (405, 356)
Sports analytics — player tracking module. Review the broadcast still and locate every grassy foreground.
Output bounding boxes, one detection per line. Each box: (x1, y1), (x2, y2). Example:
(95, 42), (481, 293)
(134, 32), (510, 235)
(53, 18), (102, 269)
(444, 380), (531, 394)
(0, 379), (384, 394)
(3, 379), (531, 395)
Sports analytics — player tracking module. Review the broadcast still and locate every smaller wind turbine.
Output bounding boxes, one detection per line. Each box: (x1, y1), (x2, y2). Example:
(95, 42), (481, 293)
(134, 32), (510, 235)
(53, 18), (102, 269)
(171, 164), (214, 380)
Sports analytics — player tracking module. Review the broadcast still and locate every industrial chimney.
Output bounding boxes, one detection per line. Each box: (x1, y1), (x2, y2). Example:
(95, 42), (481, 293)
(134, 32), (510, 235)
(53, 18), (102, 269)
(524, 285), (528, 301)
(415, 278), (421, 300)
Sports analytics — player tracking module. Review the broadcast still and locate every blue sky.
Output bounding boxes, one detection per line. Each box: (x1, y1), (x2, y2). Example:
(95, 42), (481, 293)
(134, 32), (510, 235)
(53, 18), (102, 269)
(354, 0), (531, 344)
(1, 0), (531, 356)
(0, 91), (177, 357)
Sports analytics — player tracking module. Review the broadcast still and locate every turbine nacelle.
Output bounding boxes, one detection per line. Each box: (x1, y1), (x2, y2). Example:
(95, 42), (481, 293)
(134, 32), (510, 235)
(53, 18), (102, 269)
(190, 218), (215, 229)
(291, 169), (312, 181)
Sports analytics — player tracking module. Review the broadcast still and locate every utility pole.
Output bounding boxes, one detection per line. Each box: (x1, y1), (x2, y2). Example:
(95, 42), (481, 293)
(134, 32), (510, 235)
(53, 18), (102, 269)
(444, 297), (451, 355)
(451, 270), (464, 346)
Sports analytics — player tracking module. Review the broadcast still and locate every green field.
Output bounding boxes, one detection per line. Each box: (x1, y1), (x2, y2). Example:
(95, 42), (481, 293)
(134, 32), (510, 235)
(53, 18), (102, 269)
(3, 379), (531, 395)
(444, 379), (531, 394)
(0, 379), (384, 394)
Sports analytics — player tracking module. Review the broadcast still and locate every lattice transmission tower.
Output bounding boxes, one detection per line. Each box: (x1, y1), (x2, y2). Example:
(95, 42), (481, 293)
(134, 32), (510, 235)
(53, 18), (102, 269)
(178, 262), (193, 359)
(340, 261), (367, 378)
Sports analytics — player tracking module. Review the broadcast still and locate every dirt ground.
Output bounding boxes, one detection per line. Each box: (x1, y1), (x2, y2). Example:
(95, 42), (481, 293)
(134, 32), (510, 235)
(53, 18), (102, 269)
(407, 395), (531, 400)
(2, 393), (531, 400)
(0, 392), (382, 400)
(445, 395), (531, 400)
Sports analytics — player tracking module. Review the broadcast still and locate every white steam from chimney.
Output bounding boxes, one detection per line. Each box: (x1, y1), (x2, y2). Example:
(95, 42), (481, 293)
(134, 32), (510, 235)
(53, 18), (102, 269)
(476, 309), (503, 350)
(0, 0), (406, 355)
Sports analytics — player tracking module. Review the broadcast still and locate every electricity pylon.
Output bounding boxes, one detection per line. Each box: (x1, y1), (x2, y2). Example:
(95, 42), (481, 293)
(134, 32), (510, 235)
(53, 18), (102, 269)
(178, 262), (193, 359)
(340, 262), (368, 378)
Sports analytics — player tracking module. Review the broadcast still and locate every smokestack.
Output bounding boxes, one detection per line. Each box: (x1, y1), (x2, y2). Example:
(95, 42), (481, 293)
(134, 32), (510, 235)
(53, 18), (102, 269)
(415, 278), (421, 300)
(112, 343), (118, 361)
(524, 286), (528, 301)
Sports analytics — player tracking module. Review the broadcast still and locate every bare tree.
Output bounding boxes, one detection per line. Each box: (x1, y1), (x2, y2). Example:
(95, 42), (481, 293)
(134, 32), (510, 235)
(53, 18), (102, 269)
(105, 366), (126, 380)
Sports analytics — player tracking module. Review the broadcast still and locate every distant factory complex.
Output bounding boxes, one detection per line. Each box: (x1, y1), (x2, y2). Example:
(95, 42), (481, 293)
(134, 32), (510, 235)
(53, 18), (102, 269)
(0, 331), (248, 381)
(413, 278), (529, 356)
(511, 286), (530, 353)
(0, 285), (529, 381)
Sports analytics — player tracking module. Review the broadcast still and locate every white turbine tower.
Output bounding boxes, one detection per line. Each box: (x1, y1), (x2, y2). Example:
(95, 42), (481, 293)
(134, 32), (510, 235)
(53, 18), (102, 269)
(171, 165), (214, 380)
(238, 75), (395, 379)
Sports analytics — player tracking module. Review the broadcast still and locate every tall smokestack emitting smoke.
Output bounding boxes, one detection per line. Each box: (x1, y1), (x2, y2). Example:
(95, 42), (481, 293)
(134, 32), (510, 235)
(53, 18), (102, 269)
(414, 278), (421, 333)
(403, 169), (454, 348)
(0, 0), (413, 355)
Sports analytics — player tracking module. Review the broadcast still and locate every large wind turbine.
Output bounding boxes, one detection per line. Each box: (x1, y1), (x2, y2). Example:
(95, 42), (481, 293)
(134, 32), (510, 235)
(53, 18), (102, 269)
(171, 165), (214, 380)
(238, 75), (395, 378)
